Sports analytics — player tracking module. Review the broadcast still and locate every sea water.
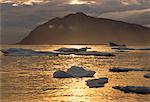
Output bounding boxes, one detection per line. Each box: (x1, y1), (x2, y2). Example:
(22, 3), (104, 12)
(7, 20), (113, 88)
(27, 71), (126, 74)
(0, 45), (150, 102)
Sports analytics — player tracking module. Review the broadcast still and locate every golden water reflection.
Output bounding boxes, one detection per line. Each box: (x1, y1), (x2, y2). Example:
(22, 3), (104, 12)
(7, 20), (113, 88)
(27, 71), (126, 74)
(1, 45), (150, 102)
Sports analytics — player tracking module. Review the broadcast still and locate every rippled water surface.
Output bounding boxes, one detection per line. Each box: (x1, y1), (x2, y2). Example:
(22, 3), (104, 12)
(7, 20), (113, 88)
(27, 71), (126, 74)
(0, 45), (150, 102)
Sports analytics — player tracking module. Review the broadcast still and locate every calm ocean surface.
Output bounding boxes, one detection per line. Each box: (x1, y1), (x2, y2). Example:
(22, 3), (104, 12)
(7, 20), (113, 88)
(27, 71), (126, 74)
(0, 45), (150, 102)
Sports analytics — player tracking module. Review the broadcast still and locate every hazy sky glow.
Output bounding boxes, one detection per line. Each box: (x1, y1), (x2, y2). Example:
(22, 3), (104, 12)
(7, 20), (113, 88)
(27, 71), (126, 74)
(1, 0), (150, 5)
(1, 0), (150, 44)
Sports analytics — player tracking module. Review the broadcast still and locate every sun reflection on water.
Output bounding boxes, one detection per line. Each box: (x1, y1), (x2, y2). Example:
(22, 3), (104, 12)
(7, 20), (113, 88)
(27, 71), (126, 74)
(1, 45), (150, 102)
(62, 79), (90, 102)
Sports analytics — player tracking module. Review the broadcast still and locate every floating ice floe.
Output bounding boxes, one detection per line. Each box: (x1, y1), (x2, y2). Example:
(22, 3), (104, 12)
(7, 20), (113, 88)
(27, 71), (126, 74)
(1, 48), (59, 56)
(109, 42), (150, 51)
(112, 47), (150, 51)
(109, 42), (126, 47)
(54, 47), (91, 52)
(86, 77), (108, 88)
(136, 48), (150, 50)
(53, 70), (73, 78)
(109, 68), (149, 72)
(55, 47), (114, 56)
(111, 47), (135, 50)
(66, 66), (96, 77)
(74, 51), (114, 56)
(144, 73), (150, 78)
(113, 86), (150, 94)
(59, 51), (114, 56)
(53, 66), (95, 78)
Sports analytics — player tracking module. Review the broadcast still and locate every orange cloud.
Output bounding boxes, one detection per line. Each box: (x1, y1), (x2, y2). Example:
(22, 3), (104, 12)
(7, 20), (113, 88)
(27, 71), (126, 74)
(69, 0), (96, 5)
(0, 0), (49, 5)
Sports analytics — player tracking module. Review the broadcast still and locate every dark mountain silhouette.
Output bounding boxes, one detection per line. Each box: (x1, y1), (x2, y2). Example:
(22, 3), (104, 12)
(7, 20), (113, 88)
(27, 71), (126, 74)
(19, 12), (150, 45)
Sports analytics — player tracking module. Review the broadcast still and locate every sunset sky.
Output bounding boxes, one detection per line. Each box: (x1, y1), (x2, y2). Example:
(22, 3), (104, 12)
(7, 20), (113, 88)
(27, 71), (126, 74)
(1, 0), (150, 44)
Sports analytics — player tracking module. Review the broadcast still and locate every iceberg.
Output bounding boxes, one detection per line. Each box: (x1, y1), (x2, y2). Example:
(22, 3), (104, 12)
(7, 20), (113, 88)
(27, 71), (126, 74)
(111, 47), (135, 50)
(144, 73), (150, 78)
(112, 47), (150, 51)
(53, 70), (73, 78)
(74, 51), (114, 56)
(1, 48), (59, 56)
(113, 86), (150, 94)
(53, 66), (95, 78)
(55, 47), (114, 56)
(86, 77), (108, 88)
(135, 48), (150, 50)
(54, 47), (91, 52)
(109, 42), (126, 47)
(66, 66), (96, 77)
(109, 68), (147, 72)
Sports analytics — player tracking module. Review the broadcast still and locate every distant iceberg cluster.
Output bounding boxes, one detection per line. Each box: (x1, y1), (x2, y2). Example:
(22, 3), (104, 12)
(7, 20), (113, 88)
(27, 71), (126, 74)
(1, 42), (150, 56)
(1, 43), (150, 95)
(1, 46), (114, 56)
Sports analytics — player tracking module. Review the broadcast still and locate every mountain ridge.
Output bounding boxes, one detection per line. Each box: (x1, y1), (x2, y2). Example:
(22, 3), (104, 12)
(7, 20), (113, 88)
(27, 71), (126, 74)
(18, 12), (150, 45)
